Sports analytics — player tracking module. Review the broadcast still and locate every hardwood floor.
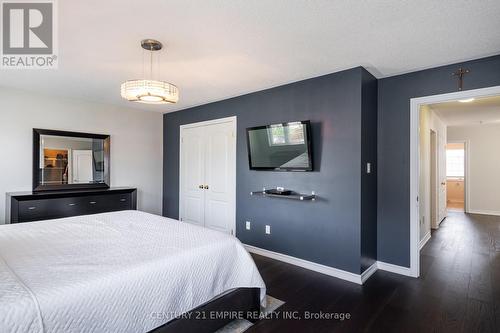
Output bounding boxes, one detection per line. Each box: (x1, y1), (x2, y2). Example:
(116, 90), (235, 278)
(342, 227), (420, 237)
(447, 201), (464, 211)
(247, 212), (499, 333)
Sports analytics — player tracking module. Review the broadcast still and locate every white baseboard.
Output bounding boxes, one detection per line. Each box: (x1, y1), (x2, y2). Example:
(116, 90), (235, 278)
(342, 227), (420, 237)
(245, 244), (414, 284)
(360, 262), (378, 284)
(419, 231), (431, 250)
(244, 244), (364, 285)
(376, 261), (412, 276)
(468, 209), (500, 217)
(447, 200), (464, 204)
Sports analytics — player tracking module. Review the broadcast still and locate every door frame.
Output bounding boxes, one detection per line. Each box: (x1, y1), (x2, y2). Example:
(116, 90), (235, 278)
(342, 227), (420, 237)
(410, 85), (500, 278)
(429, 129), (438, 229)
(178, 116), (237, 234)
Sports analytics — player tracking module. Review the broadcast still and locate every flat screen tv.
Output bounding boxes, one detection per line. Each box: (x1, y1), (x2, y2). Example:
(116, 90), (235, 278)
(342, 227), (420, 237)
(246, 120), (312, 171)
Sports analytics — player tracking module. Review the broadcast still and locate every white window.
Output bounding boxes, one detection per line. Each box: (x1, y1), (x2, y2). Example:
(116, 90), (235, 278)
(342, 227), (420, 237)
(446, 148), (464, 178)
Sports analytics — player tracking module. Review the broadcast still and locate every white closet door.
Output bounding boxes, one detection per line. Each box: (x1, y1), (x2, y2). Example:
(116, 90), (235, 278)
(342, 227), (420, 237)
(72, 150), (93, 184)
(203, 122), (235, 234)
(179, 117), (236, 235)
(180, 126), (205, 226)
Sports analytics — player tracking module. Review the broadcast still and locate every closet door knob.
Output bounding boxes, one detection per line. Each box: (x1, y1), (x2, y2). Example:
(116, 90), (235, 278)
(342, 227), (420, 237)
(204, 185), (209, 190)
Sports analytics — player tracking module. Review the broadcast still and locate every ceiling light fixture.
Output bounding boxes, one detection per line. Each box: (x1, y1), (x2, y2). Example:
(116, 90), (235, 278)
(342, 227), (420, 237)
(458, 98), (474, 103)
(121, 39), (179, 104)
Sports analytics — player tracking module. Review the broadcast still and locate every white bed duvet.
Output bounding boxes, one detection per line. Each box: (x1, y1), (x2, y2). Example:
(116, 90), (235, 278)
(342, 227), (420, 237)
(0, 210), (266, 333)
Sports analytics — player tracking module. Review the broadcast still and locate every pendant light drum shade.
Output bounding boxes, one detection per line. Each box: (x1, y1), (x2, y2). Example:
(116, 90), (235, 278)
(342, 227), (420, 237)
(121, 79), (179, 104)
(121, 39), (179, 104)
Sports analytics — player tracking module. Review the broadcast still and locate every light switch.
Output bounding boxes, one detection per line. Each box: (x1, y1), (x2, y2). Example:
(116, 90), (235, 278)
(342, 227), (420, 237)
(246, 221), (251, 230)
(265, 225), (271, 235)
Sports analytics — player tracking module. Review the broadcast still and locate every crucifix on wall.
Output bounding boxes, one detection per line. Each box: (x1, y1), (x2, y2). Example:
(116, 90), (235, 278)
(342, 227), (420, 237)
(452, 68), (470, 91)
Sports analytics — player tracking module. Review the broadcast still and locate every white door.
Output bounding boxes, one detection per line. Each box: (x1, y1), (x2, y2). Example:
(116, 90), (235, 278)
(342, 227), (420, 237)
(430, 131), (438, 228)
(437, 136), (447, 222)
(203, 122), (236, 234)
(180, 127), (205, 226)
(179, 117), (236, 235)
(72, 150), (93, 183)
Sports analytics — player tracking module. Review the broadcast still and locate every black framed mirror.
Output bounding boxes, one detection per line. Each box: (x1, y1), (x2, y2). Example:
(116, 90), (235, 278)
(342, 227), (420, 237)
(33, 129), (110, 192)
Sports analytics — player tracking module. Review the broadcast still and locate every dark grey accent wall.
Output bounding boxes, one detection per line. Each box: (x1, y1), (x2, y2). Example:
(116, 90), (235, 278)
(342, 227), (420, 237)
(163, 67), (377, 274)
(360, 69), (378, 271)
(378, 55), (500, 267)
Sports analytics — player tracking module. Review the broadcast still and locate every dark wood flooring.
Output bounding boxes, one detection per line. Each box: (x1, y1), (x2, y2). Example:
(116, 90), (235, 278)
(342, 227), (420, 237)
(247, 212), (500, 333)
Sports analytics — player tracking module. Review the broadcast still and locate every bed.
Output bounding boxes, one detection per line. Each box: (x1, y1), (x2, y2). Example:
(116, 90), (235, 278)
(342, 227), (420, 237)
(0, 210), (266, 333)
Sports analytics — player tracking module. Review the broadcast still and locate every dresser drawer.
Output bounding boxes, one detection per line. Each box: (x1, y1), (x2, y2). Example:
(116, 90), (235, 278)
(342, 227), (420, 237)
(18, 197), (86, 222)
(84, 193), (133, 214)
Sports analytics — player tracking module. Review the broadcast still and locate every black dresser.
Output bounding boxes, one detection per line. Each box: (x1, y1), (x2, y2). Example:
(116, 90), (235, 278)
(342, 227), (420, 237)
(6, 187), (137, 224)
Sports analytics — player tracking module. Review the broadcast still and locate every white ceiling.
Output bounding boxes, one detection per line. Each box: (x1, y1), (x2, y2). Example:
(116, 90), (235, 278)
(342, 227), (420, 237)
(1, 0), (500, 113)
(429, 95), (500, 126)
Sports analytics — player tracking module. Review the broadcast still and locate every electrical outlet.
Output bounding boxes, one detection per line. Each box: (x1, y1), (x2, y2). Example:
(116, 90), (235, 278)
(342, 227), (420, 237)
(246, 221), (251, 230)
(367, 163), (371, 174)
(265, 225), (271, 235)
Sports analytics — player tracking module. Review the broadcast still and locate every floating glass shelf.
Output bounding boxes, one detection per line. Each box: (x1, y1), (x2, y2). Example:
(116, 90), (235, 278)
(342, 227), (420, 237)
(250, 188), (316, 201)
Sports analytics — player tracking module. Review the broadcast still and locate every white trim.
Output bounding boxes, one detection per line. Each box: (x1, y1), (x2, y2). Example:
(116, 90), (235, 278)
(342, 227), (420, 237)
(244, 244), (365, 285)
(465, 140), (471, 213)
(409, 85), (500, 279)
(179, 116), (237, 234)
(447, 199), (465, 204)
(468, 209), (500, 216)
(360, 262), (378, 284)
(376, 261), (412, 276)
(419, 231), (431, 250)
(245, 245), (419, 282)
(179, 116), (237, 130)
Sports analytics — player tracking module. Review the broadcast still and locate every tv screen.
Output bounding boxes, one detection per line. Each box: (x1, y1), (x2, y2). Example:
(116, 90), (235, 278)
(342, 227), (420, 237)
(246, 121), (312, 171)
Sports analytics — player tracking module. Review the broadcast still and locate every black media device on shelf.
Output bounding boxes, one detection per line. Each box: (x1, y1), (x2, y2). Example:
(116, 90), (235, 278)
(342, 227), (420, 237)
(246, 120), (312, 171)
(266, 188), (292, 196)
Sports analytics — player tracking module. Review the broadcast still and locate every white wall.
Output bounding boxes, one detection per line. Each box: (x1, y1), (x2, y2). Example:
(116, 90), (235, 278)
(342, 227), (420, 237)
(419, 105), (447, 239)
(0, 86), (163, 223)
(448, 124), (500, 215)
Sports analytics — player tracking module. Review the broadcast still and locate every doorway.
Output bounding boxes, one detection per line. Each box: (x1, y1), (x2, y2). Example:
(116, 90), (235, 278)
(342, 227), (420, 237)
(179, 116), (237, 235)
(409, 85), (500, 277)
(445, 143), (465, 212)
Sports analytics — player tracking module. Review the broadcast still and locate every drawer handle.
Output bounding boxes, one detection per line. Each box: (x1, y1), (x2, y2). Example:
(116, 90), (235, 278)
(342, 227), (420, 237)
(120, 198), (126, 202)
(89, 201), (97, 205)
(68, 203), (77, 206)
(28, 206), (37, 210)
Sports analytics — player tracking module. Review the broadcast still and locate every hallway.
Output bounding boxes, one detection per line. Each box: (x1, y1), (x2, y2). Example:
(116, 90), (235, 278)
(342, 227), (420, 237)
(419, 212), (499, 331)
(249, 212), (499, 332)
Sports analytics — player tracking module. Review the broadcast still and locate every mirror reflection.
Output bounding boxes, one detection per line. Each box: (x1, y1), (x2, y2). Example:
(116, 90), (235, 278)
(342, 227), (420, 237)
(39, 135), (106, 185)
